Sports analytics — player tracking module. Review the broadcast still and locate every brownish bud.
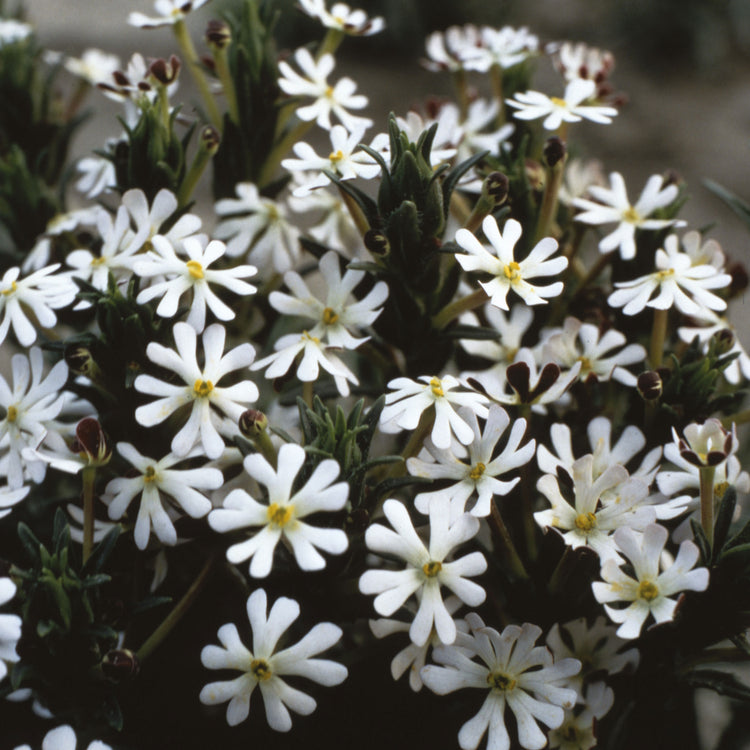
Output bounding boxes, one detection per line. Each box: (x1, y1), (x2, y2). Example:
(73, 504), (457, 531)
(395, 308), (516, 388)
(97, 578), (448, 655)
(64, 345), (100, 380)
(71, 418), (111, 466)
(200, 125), (221, 155)
(206, 19), (231, 49)
(364, 230), (390, 257)
(149, 55), (181, 85)
(712, 328), (735, 356)
(239, 409), (269, 438)
(543, 137), (566, 168)
(637, 370), (663, 401)
(102, 649), (140, 681)
(482, 172), (509, 205)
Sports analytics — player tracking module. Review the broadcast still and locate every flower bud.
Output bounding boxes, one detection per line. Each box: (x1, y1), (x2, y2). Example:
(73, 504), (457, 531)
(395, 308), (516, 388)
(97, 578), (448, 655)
(675, 419), (735, 468)
(637, 370), (662, 401)
(239, 409), (269, 438)
(149, 55), (181, 85)
(481, 172), (509, 206)
(712, 328), (735, 356)
(205, 19), (231, 49)
(71, 418), (111, 467)
(543, 137), (566, 168)
(200, 125), (221, 155)
(364, 230), (390, 257)
(102, 649), (140, 681)
(64, 344), (101, 381)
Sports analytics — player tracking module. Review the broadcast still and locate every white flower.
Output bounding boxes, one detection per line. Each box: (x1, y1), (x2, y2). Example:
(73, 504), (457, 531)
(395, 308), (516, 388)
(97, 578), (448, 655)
(558, 158), (606, 207)
(465, 25), (539, 72)
(592, 524), (709, 639)
(105, 442), (222, 549)
(0, 577), (21, 683)
(507, 79), (617, 131)
(208, 443), (348, 577)
(573, 172), (685, 260)
(0, 347), (70, 489)
(0, 265), (76, 347)
(608, 234), (732, 316)
(134, 322), (258, 459)
(268, 250), (387, 348)
(75, 151), (117, 199)
(0, 19), (32, 47)
(359, 497), (487, 646)
(134, 236), (257, 332)
(535, 455), (656, 563)
(282, 124), (380, 197)
(369, 596), (466, 692)
(547, 682), (615, 750)
(214, 182), (301, 272)
(380, 374), (489, 451)
(671, 418), (737, 468)
(63, 48), (121, 85)
(423, 24), (484, 72)
(251, 330), (359, 397)
(128, 0), (212, 28)
(455, 216), (568, 311)
(548, 41), (615, 83)
(407, 404), (535, 519)
(13, 724), (112, 750)
(298, 0), (385, 35)
(541, 316), (647, 386)
(421, 614), (580, 750)
(200, 589), (347, 729)
(278, 48), (372, 132)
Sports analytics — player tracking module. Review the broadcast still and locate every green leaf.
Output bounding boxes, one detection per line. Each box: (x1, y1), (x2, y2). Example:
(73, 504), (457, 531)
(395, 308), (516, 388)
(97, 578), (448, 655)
(84, 525), (120, 574)
(691, 518), (711, 564)
(683, 669), (750, 702)
(704, 179), (750, 231)
(714, 485), (738, 560)
(16, 522), (42, 564)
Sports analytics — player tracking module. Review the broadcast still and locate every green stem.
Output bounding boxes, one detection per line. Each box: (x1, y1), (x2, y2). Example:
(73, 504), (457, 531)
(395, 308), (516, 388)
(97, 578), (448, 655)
(650, 308), (669, 369)
(449, 190), (472, 225)
(432, 288), (489, 331)
(489, 499), (529, 580)
(534, 158), (565, 244)
(173, 19), (222, 128)
(303, 380), (314, 408)
(722, 409), (750, 428)
(258, 118), (315, 189)
(82, 467), (97, 565)
(463, 194), (496, 234)
(700, 466), (716, 547)
(213, 45), (239, 125)
(137, 552), (218, 662)
(317, 28), (344, 58)
(452, 69), (470, 121)
(177, 130), (218, 208)
(548, 546), (576, 597)
(489, 64), (505, 127)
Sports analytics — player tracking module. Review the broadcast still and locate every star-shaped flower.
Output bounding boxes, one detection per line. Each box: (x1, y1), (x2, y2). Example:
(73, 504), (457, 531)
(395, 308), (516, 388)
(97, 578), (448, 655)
(128, 0), (212, 29)
(455, 216), (568, 311)
(134, 322), (258, 459)
(208, 443), (349, 577)
(298, 0), (385, 36)
(200, 589), (347, 729)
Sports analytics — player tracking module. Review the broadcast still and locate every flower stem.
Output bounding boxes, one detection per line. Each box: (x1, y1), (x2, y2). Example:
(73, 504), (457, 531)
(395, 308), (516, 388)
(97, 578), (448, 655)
(489, 499), (529, 580)
(303, 380), (314, 408)
(317, 28), (344, 59)
(463, 194), (496, 234)
(700, 466), (716, 547)
(432, 288), (489, 330)
(548, 546), (576, 596)
(173, 19), (222, 128)
(534, 157), (565, 244)
(82, 466), (97, 565)
(452, 69), (470, 121)
(212, 45), (239, 125)
(258, 118), (314, 189)
(650, 308), (669, 369)
(489, 64), (505, 127)
(137, 552), (218, 662)
(721, 409), (750, 428)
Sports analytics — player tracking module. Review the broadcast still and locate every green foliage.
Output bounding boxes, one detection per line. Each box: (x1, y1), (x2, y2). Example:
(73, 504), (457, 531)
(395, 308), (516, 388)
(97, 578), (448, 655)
(9, 510), (122, 727)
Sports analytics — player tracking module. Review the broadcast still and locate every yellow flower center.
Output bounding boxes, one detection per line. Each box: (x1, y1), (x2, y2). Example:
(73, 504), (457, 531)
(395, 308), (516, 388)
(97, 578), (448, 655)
(302, 330), (321, 345)
(322, 307), (339, 325)
(429, 377), (444, 398)
(250, 658), (273, 681)
(2, 281), (17, 296)
(193, 379), (214, 397)
(503, 261), (522, 281)
(469, 462), (486, 481)
(577, 355), (592, 373)
(623, 206), (641, 224)
(186, 260), (204, 279)
(329, 149), (344, 163)
(550, 96), (567, 107)
(638, 580), (659, 602)
(574, 512), (597, 532)
(715, 481), (729, 500)
(656, 268), (675, 280)
(325, 85), (335, 98)
(6, 406), (18, 423)
(487, 671), (517, 691)
(144, 465), (158, 483)
(91, 256), (106, 266)
(560, 724), (580, 742)
(267, 503), (293, 528)
(422, 561), (443, 578)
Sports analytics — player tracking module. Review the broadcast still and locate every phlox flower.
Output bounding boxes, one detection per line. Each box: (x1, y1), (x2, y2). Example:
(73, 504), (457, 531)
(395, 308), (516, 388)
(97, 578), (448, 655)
(105, 442), (223, 549)
(380, 374), (489, 451)
(421, 614), (580, 750)
(278, 47), (372, 132)
(214, 182), (301, 272)
(251, 330), (359, 397)
(200, 589), (348, 729)
(208, 443), (349, 577)
(0, 265), (76, 347)
(359, 497), (487, 646)
(282, 124), (380, 196)
(63, 48), (121, 85)
(541, 316), (646, 386)
(0, 347), (71, 489)
(592, 524), (709, 639)
(298, 0), (385, 36)
(12, 724), (111, 750)
(535, 455), (656, 563)
(573, 172), (685, 260)
(407, 404), (535, 519)
(128, 0), (212, 28)
(608, 234), (732, 316)
(548, 41), (615, 83)
(0, 577), (21, 683)
(455, 216), (567, 311)
(548, 682), (615, 750)
(506, 78), (617, 131)
(465, 25), (539, 72)
(134, 236), (257, 332)
(268, 250), (388, 349)
(423, 24), (484, 72)
(0, 19), (32, 47)
(134, 322), (258, 459)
